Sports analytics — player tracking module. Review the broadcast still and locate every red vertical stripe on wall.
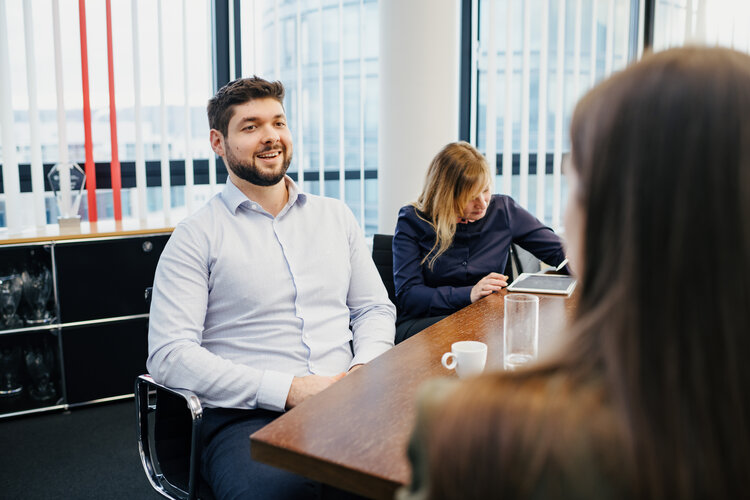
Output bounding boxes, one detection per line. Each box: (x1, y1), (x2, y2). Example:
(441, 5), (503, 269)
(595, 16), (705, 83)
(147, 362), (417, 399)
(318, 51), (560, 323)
(78, 0), (97, 222)
(105, 0), (122, 220)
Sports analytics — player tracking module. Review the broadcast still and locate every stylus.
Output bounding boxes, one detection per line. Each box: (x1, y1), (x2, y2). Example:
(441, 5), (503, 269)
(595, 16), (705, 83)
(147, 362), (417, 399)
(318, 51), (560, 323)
(555, 259), (568, 271)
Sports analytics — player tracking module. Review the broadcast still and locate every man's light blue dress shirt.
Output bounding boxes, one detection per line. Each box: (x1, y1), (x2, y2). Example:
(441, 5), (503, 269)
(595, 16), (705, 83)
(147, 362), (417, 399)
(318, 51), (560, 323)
(147, 177), (395, 412)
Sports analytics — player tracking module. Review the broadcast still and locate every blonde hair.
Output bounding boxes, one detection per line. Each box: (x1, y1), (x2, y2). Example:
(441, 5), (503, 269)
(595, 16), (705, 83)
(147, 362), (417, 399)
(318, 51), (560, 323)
(414, 142), (492, 269)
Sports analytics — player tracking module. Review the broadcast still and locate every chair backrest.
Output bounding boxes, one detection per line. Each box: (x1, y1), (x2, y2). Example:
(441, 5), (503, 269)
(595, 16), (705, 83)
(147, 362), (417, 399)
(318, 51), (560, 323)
(371, 234), (397, 309)
(506, 243), (541, 282)
(154, 388), (196, 494)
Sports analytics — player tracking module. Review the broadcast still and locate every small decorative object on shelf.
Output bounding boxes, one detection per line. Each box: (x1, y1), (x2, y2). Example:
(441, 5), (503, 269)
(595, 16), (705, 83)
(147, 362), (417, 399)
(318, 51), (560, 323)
(0, 272), (24, 330)
(21, 264), (55, 326)
(47, 161), (86, 231)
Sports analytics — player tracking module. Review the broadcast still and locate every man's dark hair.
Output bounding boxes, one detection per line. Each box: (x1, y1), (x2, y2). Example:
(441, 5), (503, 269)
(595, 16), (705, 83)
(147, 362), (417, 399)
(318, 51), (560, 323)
(207, 76), (285, 136)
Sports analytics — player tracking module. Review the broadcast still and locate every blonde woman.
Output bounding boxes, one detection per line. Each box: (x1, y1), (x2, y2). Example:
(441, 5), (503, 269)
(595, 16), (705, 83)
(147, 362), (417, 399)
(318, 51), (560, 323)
(392, 141), (567, 342)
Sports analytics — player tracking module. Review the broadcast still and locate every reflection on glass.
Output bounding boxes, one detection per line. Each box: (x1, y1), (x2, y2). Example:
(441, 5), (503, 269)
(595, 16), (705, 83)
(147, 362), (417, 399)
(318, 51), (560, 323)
(22, 264), (55, 326)
(0, 342), (24, 397)
(0, 272), (24, 330)
(24, 338), (57, 402)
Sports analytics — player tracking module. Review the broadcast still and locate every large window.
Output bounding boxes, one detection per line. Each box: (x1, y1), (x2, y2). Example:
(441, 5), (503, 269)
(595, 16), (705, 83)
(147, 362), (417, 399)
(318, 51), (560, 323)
(0, 0), (214, 231)
(238, 0), (379, 235)
(0, 0), (381, 237)
(469, 0), (640, 230)
(4, 1), (745, 236)
(652, 0), (750, 51)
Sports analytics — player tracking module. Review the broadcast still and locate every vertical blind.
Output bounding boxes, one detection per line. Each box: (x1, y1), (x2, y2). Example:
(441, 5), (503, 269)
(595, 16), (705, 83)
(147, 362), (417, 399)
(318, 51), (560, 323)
(0, 0), (214, 232)
(3, 1), (745, 235)
(239, 0), (379, 234)
(474, 0), (637, 230)
(653, 0), (750, 52)
(0, 0), (379, 236)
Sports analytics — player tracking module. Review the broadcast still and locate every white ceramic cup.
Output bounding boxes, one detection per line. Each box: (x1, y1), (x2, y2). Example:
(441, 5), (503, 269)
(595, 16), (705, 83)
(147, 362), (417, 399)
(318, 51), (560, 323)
(441, 341), (488, 378)
(503, 293), (539, 370)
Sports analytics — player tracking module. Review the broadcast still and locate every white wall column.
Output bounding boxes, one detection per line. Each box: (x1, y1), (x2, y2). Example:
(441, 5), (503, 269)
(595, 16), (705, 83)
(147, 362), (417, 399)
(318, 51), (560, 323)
(378, 0), (461, 234)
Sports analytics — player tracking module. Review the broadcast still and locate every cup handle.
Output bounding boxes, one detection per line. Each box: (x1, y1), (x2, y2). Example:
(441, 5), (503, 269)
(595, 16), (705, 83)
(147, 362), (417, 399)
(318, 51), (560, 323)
(441, 352), (457, 370)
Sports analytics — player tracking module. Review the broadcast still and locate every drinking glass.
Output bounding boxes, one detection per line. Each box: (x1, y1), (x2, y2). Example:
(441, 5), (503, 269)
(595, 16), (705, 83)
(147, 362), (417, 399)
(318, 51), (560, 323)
(503, 293), (539, 370)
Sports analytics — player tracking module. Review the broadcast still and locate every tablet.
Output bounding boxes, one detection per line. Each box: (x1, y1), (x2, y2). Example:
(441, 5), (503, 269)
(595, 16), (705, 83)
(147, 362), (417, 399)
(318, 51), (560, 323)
(506, 272), (577, 295)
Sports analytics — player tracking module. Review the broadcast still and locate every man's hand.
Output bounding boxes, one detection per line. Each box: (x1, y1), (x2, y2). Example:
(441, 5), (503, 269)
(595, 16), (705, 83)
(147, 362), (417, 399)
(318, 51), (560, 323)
(285, 373), (346, 410)
(470, 272), (508, 303)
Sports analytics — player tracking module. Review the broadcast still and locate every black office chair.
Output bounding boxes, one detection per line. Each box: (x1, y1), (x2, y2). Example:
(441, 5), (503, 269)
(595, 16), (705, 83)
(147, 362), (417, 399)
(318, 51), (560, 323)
(135, 375), (208, 499)
(372, 234), (397, 310)
(505, 243), (541, 282)
(136, 288), (213, 500)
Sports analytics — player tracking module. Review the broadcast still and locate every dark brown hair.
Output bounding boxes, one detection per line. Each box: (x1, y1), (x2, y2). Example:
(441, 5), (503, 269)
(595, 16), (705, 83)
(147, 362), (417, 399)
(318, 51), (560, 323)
(425, 370), (633, 500)
(563, 46), (750, 498)
(421, 46), (750, 500)
(207, 76), (285, 136)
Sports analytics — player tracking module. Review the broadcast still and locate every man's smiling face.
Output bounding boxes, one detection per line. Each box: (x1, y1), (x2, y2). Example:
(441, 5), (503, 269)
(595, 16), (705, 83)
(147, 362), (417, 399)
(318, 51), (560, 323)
(221, 97), (293, 187)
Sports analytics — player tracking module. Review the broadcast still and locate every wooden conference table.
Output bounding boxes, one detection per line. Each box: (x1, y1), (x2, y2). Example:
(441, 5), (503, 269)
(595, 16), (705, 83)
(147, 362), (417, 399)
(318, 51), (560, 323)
(250, 289), (576, 499)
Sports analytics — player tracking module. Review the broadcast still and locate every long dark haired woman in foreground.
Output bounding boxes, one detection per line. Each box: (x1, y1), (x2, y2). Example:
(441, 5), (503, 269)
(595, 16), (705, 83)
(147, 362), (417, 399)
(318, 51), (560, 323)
(399, 46), (750, 499)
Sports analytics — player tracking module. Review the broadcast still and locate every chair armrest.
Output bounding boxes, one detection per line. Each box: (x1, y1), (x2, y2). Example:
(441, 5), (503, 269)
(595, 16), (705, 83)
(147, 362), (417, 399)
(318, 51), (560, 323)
(137, 374), (203, 419)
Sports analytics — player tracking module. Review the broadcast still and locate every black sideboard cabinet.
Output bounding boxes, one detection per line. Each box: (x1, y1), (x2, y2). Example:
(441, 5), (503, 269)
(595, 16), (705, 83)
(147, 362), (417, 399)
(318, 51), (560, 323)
(0, 231), (171, 418)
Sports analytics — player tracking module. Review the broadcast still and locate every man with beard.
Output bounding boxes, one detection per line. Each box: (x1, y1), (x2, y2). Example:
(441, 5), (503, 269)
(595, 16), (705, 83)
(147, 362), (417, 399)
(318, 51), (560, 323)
(147, 77), (395, 499)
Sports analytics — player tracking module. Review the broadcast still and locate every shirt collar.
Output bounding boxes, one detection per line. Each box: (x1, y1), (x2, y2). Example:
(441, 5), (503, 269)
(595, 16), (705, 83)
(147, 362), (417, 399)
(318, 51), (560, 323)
(221, 175), (308, 215)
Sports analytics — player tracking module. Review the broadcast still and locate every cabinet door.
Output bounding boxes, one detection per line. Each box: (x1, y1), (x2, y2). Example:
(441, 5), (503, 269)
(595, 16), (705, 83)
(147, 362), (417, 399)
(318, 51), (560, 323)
(54, 234), (170, 323)
(61, 318), (148, 404)
(0, 330), (63, 415)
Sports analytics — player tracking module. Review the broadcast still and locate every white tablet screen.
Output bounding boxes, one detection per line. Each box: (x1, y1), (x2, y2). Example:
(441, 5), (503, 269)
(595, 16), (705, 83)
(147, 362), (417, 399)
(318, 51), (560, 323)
(506, 273), (577, 295)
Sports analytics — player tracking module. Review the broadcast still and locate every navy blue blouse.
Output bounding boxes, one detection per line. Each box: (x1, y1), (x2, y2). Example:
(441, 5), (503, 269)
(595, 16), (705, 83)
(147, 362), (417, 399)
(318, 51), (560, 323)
(393, 194), (567, 322)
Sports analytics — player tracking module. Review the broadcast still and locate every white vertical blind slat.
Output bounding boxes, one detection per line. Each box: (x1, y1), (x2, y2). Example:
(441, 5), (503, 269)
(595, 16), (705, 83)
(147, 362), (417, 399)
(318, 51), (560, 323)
(502, 0), (513, 196)
(604, 0), (614, 77)
(552, 0), (566, 229)
(696, 0), (706, 44)
(573, 0), (582, 101)
(207, 0), (217, 193)
(52, 0), (67, 166)
(295, 0), (305, 192)
(52, 0), (72, 216)
(274, 1), (279, 80)
(157, 0), (171, 216)
(338, 0), (345, 201)
(252, 0), (258, 74)
(485, 0), (497, 184)
(469, 0), (478, 145)
(358, 0), (365, 228)
(317, 0), (325, 196)
(0, 0), (21, 232)
(131, 0), (147, 219)
(536, 0), (549, 220)
(23, 0), (46, 226)
(228, 0), (235, 80)
(590, 0), (598, 86)
(519, 0), (530, 208)
(684, 0), (693, 43)
(182, 0), (194, 214)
